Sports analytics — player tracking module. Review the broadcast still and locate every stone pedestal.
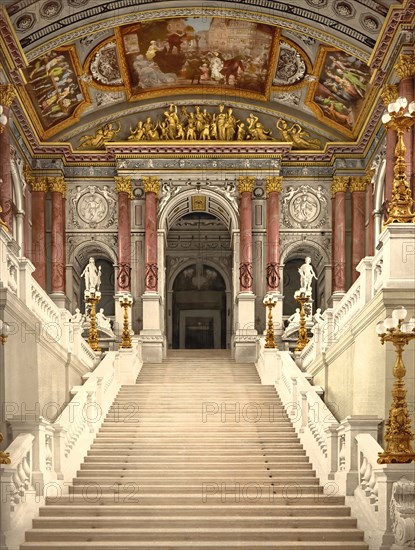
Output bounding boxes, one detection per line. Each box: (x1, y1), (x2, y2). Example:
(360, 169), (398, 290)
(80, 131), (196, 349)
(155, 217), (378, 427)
(140, 292), (163, 363)
(234, 291), (257, 362)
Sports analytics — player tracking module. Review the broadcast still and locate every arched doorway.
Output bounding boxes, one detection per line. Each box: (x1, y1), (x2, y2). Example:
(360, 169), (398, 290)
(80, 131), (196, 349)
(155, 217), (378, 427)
(172, 263), (226, 349)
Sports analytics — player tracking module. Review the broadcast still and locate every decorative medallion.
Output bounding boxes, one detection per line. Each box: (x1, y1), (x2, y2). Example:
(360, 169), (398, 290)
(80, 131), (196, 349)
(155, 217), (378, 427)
(40, 1), (63, 19)
(273, 41), (307, 86)
(191, 195), (206, 211)
(305, 0), (328, 6)
(361, 15), (380, 33)
(333, 1), (355, 18)
(15, 13), (36, 32)
(90, 41), (123, 86)
(281, 185), (329, 229)
(69, 185), (116, 229)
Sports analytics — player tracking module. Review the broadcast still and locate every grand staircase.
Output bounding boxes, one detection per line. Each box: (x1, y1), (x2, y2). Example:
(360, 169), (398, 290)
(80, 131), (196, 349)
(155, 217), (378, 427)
(21, 350), (368, 549)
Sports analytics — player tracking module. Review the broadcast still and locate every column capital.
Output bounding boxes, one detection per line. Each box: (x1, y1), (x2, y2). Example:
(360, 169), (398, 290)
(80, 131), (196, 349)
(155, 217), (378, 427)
(31, 177), (48, 192)
(265, 176), (283, 195)
(331, 176), (349, 196)
(0, 84), (16, 108)
(48, 176), (66, 195)
(115, 176), (133, 198)
(349, 175), (370, 193)
(238, 176), (255, 194)
(380, 84), (399, 107)
(394, 52), (415, 79)
(142, 176), (160, 197)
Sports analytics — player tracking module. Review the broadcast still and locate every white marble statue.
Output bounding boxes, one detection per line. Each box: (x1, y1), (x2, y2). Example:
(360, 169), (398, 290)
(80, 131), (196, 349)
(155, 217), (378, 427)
(313, 308), (324, 326)
(287, 308), (301, 326)
(298, 257), (317, 293)
(81, 257), (101, 291)
(71, 308), (85, 324)
(96, 308), (112, 331)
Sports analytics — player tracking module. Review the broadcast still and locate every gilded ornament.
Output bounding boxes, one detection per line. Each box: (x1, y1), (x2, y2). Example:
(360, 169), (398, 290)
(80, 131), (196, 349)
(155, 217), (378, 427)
(142, 176), (160, 197)
(294, 291), (310, 352)
(0, 85), (16, 108)
(331, 176), (349, 196)
(263, 296), (278, 349)
(31, 177), (48, 192)
(0, 433), (11, 464)
(115, 176), (133, 199)
(48, 176), (66, 195)
(238, 176), (255, 194)
(85, 292), (101, 352)
(0, 206), (9, 232)
(394, 53), (415, 79)
(349, 176), (369, 193)
(265, 176), (283, 195)
(276, 118), (321, 149)
(119, 295), (133, 349)
(380, 84), (398, 107)
(78, 122), (121, 149)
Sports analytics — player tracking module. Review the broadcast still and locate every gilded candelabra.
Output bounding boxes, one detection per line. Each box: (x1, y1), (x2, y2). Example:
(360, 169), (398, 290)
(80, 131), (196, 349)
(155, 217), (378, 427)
(85, 289), (101, 352)
(294, 290), (311, 352)
(376, 307), (415, 464)
(263, 294), (278, 349)
(0, 320), (11, 463)
(382, 97), (415, 225)
(119, 294), (133, 349)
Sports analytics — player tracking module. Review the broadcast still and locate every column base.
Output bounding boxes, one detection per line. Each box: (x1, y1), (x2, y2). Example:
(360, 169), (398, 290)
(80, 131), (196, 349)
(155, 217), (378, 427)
(49, 292), (68, 309)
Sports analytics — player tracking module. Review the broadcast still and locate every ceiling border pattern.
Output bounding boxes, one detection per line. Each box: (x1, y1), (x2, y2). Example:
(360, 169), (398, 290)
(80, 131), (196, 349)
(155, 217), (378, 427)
(23, 7), (371, 62)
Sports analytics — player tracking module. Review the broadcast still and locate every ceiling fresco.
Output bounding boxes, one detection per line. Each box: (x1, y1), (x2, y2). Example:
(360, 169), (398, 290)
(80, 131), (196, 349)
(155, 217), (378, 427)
(0, 0), (407, 151)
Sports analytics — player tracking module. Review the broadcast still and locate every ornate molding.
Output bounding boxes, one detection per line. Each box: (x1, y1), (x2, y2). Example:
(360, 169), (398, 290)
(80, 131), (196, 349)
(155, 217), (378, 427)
(331, 176), (349, 196)
(48, 176), (66, 195)
(239, 262), (253, 290)
(145, 263), (158, 291)
(114, 176), (133, 199)
(142, 176), (160, 197)
(265, 176), (283, 195)
(380, 84), (399, 107)
(266, 263), (280, 290)
(31, 177), (48, 192)
(349, 175), (370, 192)
(0, 85), (16, 108)
(394, 53), (415, 79)
(238, 176), (255, 195)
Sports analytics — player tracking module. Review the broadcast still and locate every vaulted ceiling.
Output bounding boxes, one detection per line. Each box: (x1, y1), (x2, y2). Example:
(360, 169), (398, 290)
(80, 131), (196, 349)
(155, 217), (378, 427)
(1, 0), (411, 154)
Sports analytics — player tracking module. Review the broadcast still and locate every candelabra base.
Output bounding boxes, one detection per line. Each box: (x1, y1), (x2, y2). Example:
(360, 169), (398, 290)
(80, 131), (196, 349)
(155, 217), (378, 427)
(378, 451), (415, 464)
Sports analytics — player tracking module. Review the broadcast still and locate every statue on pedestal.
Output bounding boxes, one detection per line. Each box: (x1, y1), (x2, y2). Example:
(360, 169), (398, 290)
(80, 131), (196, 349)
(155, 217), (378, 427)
(298, 257), (318, 293)
(96, 308), (112, 331)
(81, 257), (101, 292)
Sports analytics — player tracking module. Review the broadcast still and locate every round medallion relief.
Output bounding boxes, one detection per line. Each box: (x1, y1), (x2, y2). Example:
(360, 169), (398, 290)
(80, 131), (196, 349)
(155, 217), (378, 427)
(40, 0), (63, 19)
(289, 193), (320, 224)
(77, 191), (108, 224)
(16, 13), (36, 31)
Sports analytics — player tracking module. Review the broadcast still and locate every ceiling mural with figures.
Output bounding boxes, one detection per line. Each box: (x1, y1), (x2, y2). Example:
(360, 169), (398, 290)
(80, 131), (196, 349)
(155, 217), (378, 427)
(1, 0), (399, 147)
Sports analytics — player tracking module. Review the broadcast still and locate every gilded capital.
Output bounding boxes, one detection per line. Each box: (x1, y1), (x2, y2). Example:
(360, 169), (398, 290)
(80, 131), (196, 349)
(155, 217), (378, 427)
(48, 176), (66, 195)
(142, 176), (160, 197)
(115, 176), (133, 199)
(394, 53), (415, 79)
(31, 177), (48, 192)
(0, 85), (16, 108)
(349, 176), (368, 192)
(238, 176), (255, 194)
(265, 176), (283, 195)
(380, 84), (399, 107)
(331, 176), (349, 196)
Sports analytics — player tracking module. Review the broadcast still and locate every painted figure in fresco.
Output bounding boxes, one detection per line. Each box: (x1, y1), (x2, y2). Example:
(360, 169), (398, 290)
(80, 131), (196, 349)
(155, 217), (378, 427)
(81, 258), (101, 291)
(220, 58), (244, 85)
(298, 257), (318, 293)
(167, 31), (186, 54)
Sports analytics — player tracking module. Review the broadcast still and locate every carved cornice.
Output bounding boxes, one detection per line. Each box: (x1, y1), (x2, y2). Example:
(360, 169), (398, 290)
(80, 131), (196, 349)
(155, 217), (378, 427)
(31, 177), (48, 192)
(380, 84), (399, 107)
(0, 85), (16, 108)
(395, 53), (415, 79)
(115, 176), (133, 199)
(48, 176), (66, 195)
(331, 176), (349, 196)
(265, 176), (283, 195)
(349, 175), (369, 192)
(142, 176), (160, 197)
(238, 176), (255, 194)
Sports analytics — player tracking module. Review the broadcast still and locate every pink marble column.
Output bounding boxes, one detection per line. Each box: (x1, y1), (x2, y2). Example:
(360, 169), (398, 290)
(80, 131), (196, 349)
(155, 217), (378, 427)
(366, 179), (375, 257)
(143, 177), (160, 292)
(115, 177), (132, 291)
(350, 177), (367, 283)
(265, 176), (282, 291)
(49, 177), (66, 294)
(31, 178), (48, 289)
(385, 130), (397, 204)
(23, 171), (32, 260)
(331, 177), (348, 293)
(0, 85), (16, 232)
(238, 176), (255, 292)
